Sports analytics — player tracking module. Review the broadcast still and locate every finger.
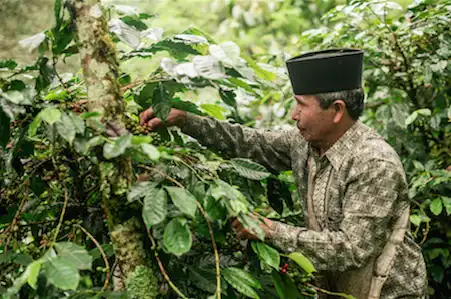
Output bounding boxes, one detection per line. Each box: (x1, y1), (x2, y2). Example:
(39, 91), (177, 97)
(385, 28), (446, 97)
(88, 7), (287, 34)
(139, 108), (155, 126)
(232, 218), (243, 230)
(106, 128), (119, 137)
(146, 117), (163, 131)
(237, 229), (251, 240)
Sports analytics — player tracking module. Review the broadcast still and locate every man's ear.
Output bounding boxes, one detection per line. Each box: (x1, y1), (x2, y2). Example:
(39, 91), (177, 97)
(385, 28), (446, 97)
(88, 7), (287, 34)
(332, 100), (346, 123)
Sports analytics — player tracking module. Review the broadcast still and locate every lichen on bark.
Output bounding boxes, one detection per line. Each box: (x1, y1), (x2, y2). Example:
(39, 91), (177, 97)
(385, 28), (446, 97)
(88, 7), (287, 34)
(126, 265), (159, 299)
(67, 0), (157, 294)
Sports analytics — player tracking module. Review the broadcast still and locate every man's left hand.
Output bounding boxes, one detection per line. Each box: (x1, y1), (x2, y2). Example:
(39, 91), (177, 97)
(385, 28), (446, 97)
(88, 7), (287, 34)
(232, 214), (274, 240)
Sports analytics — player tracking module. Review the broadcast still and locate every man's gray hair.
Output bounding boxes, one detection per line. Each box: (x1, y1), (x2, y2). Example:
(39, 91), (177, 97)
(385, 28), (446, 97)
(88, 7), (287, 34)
(314, 88), (365, 120)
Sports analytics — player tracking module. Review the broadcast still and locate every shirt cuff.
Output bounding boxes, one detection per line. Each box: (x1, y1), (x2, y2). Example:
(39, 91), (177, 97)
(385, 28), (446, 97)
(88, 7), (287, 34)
(265, 220), (307, 253)
(180, 112), (207, 137)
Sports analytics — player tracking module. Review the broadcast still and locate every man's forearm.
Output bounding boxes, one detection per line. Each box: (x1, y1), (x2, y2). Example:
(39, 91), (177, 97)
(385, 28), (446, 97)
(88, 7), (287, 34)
(180, 113), (293, 172)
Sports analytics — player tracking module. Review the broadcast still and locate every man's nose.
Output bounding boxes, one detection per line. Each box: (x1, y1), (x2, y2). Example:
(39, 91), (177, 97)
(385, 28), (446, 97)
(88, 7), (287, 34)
(291, 106), (299, 121)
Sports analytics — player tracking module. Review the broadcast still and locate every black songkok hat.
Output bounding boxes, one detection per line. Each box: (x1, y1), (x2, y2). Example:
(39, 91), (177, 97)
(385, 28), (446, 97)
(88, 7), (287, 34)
(286, 48), (364, 95)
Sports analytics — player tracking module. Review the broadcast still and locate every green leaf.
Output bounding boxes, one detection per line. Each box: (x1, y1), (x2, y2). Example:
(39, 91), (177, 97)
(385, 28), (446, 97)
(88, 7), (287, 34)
(55, 242), (93, 270)
(0, 59), (18, 70)
(204, 195), (227, 221)
(39, 107), (61, 125)
(271, 271), (286, 299)
(412, 160), (424, 171)
(19, 32), (46, 52)
(228, 77), (254, 93)
(210, 42), (240, 67)
(152, 82), (172, 121)
(165, 187), (198, 218)
(56, 112), (76, 144)
(142, 188), (167, 228)
(109, 18), (141, 48)
(128, 182), (158, 202)
(251, 241), (280, 270)
(114, 4), (139, 16)
(181, 27), (216, 44)
(131, 135), (153, 145)
(174, 34), (208, 44)
(28, 116), (42, 137)
(222, 267), (261, 299)
(80, 111), (103, 119)
(89, 244), (115, 261)
(243, 57), (276, 81)
(231, 158), (271, 180)
(219, 89), (237, 108)
(27, 261), (42, 289)
(430, 198), (443, 216)
(0, 106), (10, 148)
(136, 82), (157, 107)
(267, 177), (292, 214)
(442, 197), (451, 216)
(171, 98), (204, 115)
(163, 218), (192, 256)
(140, 144), (160, 161)
(0, 252), (32, 265)
(271, 271), (302, 299)
(120, 16), (148, 31)
(44, 256), (80, 290)
(238, 214), (265, 241)
(74, 136), (105, 155)
(54, 0), (62, 30)
(416, 108), (431, 116)
(5, 266), (29, 296)
(67, 111), (85, 134)
(53, 23), (75, 54)
(193, 55), (225, 79)
(405, 111), (418, 126)
(187, 267), (218, 294)
(287, 252), (316, 274)
(200, 103), (227, 120)
(44, 90), (68, 102)
(103, 134), (132, 159)
(410, 213), (430, 226)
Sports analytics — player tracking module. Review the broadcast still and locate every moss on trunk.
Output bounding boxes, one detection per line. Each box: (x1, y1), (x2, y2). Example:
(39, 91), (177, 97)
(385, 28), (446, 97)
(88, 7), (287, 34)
(68, 1), (157, 295)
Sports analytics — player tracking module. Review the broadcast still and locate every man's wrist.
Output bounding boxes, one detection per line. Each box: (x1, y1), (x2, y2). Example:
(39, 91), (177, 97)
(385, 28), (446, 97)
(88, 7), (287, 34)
(175, 110), (188, 127)
(263, 218), (279, 240)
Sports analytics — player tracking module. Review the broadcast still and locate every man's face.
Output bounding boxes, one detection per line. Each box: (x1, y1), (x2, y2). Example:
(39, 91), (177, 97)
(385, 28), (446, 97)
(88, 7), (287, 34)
(291, 95), (335, 143)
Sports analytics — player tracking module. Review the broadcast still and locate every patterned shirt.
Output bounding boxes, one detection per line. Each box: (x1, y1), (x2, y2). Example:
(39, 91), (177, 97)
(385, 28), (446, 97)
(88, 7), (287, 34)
(181, 114), (427, 299)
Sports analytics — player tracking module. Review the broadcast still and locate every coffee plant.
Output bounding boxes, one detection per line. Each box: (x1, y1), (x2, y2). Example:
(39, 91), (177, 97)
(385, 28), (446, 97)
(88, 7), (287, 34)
(0, 1), (320, 298)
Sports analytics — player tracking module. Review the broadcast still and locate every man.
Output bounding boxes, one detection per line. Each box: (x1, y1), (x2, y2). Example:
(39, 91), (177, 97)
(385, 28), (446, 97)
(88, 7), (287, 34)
(139, 49), (427, 298)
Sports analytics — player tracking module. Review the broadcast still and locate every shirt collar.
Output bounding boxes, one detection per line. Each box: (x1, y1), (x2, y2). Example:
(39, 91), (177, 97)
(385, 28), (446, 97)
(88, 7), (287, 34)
(323, 121), (367, 171)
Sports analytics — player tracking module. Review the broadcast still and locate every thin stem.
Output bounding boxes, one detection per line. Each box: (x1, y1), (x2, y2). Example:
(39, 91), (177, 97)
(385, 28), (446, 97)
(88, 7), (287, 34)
(3, 158), (47, 252)
(175, 157), (209, 183)
(52, 184), (69, 245)
(52, 57), (69, 91)
(138, 165), (221, 298)
(196, 201), (222, 299)
(120, 78), (171, 92)
(146, 229), (189, 299)
(4, 185), (29, 252)
(419, 220), (430, 246)
(306, 283), (356, 299)
(76, 224), (111, 291)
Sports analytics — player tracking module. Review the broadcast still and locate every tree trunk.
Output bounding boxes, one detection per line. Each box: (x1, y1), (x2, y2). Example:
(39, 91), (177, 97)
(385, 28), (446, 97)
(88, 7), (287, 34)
(67, 1), (157, 297)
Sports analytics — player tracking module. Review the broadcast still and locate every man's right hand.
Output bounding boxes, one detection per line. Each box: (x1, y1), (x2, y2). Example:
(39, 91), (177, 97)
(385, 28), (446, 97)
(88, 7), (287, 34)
(139, 107), (187, 131)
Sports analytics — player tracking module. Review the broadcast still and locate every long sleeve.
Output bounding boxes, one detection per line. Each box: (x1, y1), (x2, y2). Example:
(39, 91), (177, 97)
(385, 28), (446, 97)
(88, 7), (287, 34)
(266, 159), (408, 272)
(180, 113), (297, 173)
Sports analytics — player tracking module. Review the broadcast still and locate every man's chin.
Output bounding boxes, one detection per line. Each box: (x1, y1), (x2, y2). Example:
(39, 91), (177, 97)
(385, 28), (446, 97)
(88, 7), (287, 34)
(298, 129), (310, 140)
